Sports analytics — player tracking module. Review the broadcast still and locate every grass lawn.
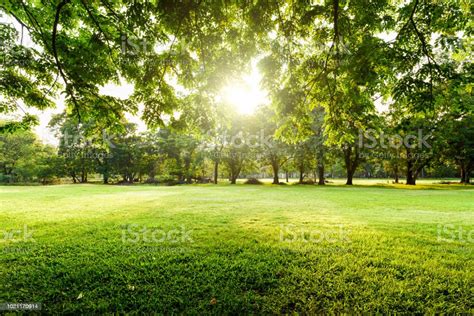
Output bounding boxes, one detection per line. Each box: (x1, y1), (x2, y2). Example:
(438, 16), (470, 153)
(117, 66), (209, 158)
(1, 183), (473, 313)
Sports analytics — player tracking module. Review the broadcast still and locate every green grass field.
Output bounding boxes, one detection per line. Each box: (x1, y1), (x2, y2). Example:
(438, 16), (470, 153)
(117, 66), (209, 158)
(1, 183), (473, 313)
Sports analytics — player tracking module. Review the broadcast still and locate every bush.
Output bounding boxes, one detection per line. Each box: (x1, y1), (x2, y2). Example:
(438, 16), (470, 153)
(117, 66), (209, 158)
(161, 178), (185, 186)
(299, 179), (315, 185)
(195, 177), (212, 183)
(244, 178), (263, 185)
(145, 178), (160, 184)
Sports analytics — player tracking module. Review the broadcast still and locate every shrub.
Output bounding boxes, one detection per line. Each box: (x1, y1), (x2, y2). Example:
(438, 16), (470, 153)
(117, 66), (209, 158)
(244, 178), (263, 185)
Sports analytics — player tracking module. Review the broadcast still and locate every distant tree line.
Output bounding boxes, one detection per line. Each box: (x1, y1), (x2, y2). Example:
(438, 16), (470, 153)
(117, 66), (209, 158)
(1, 105), (470, 185)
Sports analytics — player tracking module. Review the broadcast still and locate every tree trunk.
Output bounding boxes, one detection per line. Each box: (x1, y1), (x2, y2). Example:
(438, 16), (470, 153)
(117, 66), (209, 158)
(346, 174), (353, 185)
(343, 145), (359, 185)
(299, 170), (304, 184)
(406, 168), (416, 185)
(317, 164), (325, 185)
(405, 148), (416, 185)
(272, 162), (279, 184)
(394, 164), (399, 183)
(462, 165), (471, 184)
(214, 161), (219, 184)
(460, 163), (466, 183)
(81, 166), (87, 183)
(345, 164), (357, 185)
(229, 165), (241, 184)
(285, 171), (289, 183)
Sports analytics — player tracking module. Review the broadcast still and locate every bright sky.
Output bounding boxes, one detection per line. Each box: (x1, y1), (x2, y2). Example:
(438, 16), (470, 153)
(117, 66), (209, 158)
(220, 61), (269, 115)
(34, 66), (268, 145)
(30, 67), (268, 145)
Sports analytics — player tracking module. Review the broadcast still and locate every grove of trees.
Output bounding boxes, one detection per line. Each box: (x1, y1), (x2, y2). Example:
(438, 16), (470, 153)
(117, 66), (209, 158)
(0, 0), (472, 185)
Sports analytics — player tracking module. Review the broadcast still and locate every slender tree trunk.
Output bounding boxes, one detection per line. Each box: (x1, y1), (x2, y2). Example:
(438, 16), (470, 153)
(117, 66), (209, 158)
(214, 161), (219, 184)
(460, 163), (466, 183)
(285, 171), (289, 183)
(405, 147), (416, 185)
(406, 167), (416, 185)
(299, 170), (304, 184)
(343, 145), (359, 185)
(394, 164), (399, 183)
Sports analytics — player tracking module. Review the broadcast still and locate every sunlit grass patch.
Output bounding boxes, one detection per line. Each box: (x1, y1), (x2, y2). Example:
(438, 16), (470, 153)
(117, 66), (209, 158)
(0, 184), (472, 313)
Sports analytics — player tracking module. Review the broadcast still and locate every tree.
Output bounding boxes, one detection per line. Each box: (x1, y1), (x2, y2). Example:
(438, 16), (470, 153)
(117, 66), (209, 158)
(0, 19), (55, 132)
(443, 114), (474, 184)
(387, 0), (471, 184)
(253, 106), (290, 184)
(221, 114), (253, 184)
(0, 130), (59, 183)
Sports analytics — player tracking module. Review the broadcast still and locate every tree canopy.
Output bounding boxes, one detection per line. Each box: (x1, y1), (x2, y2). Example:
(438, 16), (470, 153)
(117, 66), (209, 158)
(1, 0), (472, 185)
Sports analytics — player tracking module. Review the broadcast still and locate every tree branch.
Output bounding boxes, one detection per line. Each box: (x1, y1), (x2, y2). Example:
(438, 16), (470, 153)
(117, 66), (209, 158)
(52, 0), (81, 121)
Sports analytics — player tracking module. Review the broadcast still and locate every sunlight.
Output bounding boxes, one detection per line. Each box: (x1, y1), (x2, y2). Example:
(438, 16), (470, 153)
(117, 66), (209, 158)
(220, 65), (268, 115)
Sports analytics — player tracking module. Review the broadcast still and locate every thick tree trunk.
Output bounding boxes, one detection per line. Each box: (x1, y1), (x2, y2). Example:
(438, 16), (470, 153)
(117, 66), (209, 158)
(406, 156), (416, 185)
(406, 169), (416, 185)
(229, 165), (241, 184)
(213, 161), (219, 184)
(272, 162), (279, 184)
(462, 165), (471, 184)
(346, 173), (353, 185)
(317, 163), (325, 185)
